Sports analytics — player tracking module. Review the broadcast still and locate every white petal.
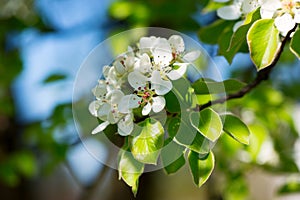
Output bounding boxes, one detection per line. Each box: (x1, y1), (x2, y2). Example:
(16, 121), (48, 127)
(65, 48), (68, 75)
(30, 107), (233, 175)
(138, 53), (152, 74)
(152, 96), (166, 113)
(142, 103), (152, 116)
(88, 100), (102, 117)
(242, 0), (259, 14)
(293, 8), (300, 23)
(114, 59), (126, 75)
(118, 114), (134, 136)
(150, 70), (172, 95)
(183, 50), (201, 62)
(128, 71), (148, 89)
(118, 94), (141, 113)
(217, 5), (242, 20)
(167, 63), (188, 80)
(102, 65), (110, 78)
(260, 0), (281, 19)
(168, 35), (185, 53)
(139, 36), (158, 51)
(153, 40), (172, 67)
(106, 90), (124, 104)
(275, 14), (296, 36)
(107, 110), (121, 124)
(92, 84), (107, 99)
(125, 56), (135, 70)
(97, 103), (111, 118)
(91, 121), (110, 134)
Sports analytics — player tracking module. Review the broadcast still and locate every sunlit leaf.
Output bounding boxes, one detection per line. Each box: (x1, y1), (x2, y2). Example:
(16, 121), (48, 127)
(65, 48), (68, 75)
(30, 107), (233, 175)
(247, 19), (281, 70)
(131, 118), (164, 164)
(221, 114), (250, 145)
(223, 8), (261, 63)
(190, 109), (223, 142)
(188, 151), (215, 187)
(172, 115), (212, 154)
(118, 149), (144, 196)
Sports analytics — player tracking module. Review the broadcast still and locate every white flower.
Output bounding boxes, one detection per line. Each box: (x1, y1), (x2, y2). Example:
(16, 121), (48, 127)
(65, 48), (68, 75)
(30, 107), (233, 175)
(89, 34), (197, 135)
(166, 63), (189, 80)
(150, 70), (172, 95)
(182, 50), (201, 62)
(168, 35), (185, 54)
(217, 4), (242, 20)
(128, 71), (149, 90)
(117, 113), (134, 136)
(260, 0), (300, 35)
(216, 0), (261, 31)
(118, 94), (141, 114)
(275, 13), (296, 36)
(92, 121), (110, 134)
(134, 53), (152, 74)
(142, 96), (166, 115)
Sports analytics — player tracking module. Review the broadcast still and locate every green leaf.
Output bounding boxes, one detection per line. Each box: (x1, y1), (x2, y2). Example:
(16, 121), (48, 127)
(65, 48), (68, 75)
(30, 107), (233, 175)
(221, 114), (251, 145)
(131, 118), (164, 164)
(278, 181), (300, 195)
(161, 138), (186, 174)
(290, 28), (300, 59)
(167, 117), (181, 138)
(188, 151), (215, 187)
(172, 114), (212, 154)
(43, 74), (67, 83)
(247, 19), (281, 70)
(118, 149), (144, 196)
(192, 78), (246, 95)
(165, 91), (181, 113)
(224, 8), (261, 63)
(198, 20), (235, 44)
(190, 108), (223, 142)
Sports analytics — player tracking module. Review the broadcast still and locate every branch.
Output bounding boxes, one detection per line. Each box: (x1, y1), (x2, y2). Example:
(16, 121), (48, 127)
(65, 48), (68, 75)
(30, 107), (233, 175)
(198, 28), (295, 111)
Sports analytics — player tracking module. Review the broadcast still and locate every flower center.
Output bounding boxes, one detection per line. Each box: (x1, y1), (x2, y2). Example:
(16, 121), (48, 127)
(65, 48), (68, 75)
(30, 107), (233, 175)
(136, 85), (155, 105)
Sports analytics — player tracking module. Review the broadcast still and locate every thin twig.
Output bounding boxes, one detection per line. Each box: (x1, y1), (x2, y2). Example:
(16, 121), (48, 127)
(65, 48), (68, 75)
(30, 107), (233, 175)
(198, 27), (295, 111)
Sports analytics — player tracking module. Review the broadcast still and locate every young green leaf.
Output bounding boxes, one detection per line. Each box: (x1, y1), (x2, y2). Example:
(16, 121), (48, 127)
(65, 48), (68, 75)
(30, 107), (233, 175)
(188, 151), (215, 187)
(221, 114), (251, 145)
(171, 115), (212, 154)
(118, 150), (144, 196)
(224, 8), (261, 63)
(247, 19), (281, 70)
(190, 109), (223, 142)
(192, 78), (246, 95)
(131, 118), (164, 164)
(161, 138), (186, 174)
(290, 28), (300, 59)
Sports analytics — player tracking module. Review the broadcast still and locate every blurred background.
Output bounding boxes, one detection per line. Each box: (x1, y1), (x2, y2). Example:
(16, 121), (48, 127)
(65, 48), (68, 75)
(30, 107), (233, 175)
(1, 0), (300, 199)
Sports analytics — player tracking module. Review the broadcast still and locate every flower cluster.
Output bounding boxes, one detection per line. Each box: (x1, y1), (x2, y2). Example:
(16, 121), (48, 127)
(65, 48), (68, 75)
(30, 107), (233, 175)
(89, 35), (200, 136)
(261, 0), (300, 35)
(215, 0), (300, 35)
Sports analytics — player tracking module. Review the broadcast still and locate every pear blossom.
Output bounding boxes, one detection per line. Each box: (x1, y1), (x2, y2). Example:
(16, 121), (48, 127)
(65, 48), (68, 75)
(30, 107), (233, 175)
(260, 0), (300, 36)
(127, 70), (171, 116)
(89, 34), (200, 136)
(215, 0), (261, 31)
